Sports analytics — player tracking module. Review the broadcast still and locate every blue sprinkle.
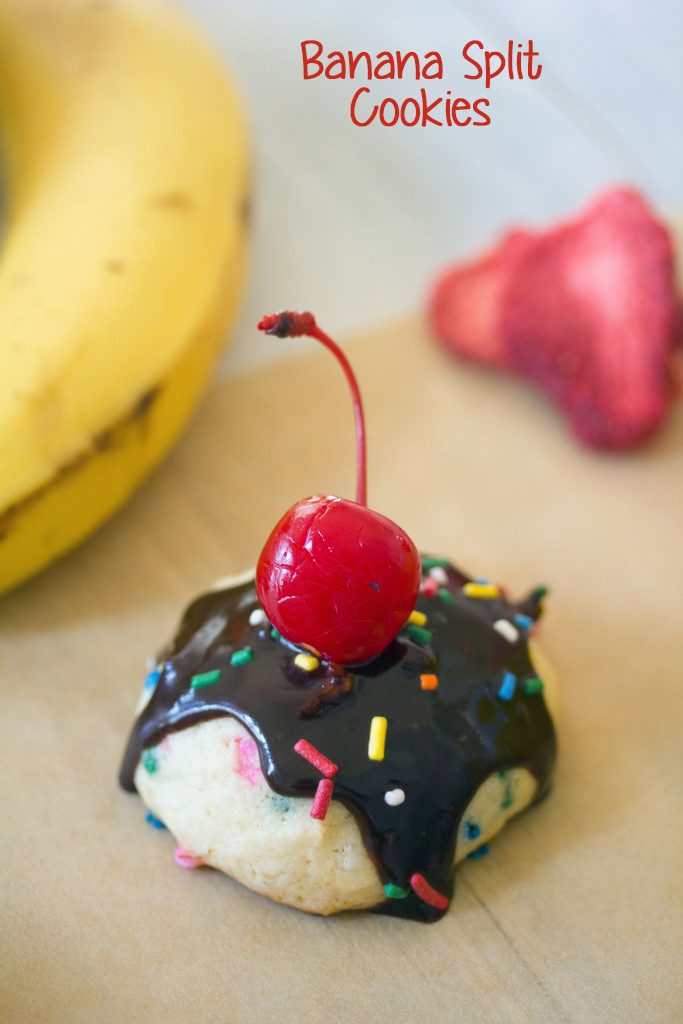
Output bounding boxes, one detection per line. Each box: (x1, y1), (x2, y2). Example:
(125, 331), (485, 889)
(467, 844), (490, 860)
(464, 820), (481, 841)
(513, 613), (534, 631)
(498, 670), (517, 701)
(144, 667), (161, 690)
(475, 576), (491, 585)
(145, 812), (167, 830)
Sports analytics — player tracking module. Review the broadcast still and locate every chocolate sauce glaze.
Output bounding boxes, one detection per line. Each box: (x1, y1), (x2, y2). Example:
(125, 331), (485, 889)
(120, 559), (556, 922)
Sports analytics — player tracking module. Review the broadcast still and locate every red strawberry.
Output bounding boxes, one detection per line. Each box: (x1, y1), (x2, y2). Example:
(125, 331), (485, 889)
(429, 187), (678, 450)
(430, 229), (534, 369)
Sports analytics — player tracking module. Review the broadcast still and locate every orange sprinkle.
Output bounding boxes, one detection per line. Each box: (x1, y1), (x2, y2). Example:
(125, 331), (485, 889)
(420, 673), (438, 691)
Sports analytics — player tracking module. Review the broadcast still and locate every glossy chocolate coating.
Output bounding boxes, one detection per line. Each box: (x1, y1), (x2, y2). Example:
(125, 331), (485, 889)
(120, 559), (556, 922)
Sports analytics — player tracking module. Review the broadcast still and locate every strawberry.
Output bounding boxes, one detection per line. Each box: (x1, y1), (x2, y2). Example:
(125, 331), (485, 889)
(430, 229), (533, 370)
(429, 187), (678, 450)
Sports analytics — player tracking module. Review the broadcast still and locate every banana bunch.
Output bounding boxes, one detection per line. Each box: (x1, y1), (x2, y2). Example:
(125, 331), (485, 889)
(0, 0), (249, 596)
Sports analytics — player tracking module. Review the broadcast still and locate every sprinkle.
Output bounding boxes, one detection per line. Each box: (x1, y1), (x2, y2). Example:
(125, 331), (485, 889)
(294, 738), (338, 777)
(463, 582), (500, 599)
(501, 774), (514, 810)
(532, 584), (549, 600)
(420, 673), (438, 691)
(145, 812), (167, 830)
(421, 556), (449, 571)
(524, 676), (544, 695)
(467, 843), (490, 860)
(230, 647), (253, 666)
(410, 872), (449, 911)
(475, 576), (491, 584)
(408, 609), (427, 627)
(384, 788), (405, 806)
(464, 820), (481, 841)
(236, 736), (261, 785)
(310, 778), (334, 820)
(420, 577), (439, 597)
(249, 608), (268, 627)
(271, 794), (293, 813)
(191, 668), (221, 688)
(407, 624), (432, 646)
(493, 619), (520, 644)
(384, 882), (409, 899)
(293, 652), (320, 672)
(368, 716), (388, 761)
(142, 748), (158, 774)
(429, 566), (448, 585)
(498, 671), (517, 701)
(144, 667), (161, 690)
(514, 613), (534, 630)
(270, 627), (281, 640)
(438, 588), (454, 605)
(174, 843), (203, 870)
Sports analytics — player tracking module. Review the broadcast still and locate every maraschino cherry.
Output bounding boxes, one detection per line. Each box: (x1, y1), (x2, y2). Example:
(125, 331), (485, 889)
(256, 311), (421, 665)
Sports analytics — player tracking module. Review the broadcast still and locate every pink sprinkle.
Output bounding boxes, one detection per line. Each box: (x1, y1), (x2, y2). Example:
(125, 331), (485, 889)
(420, 577), (439, 598)
(175, 843), (203, 870)
(294, 738), (338, 777)
(236, 736), (262, 785)
(310, 778), (334, 820)
(410, 872), (449, 911)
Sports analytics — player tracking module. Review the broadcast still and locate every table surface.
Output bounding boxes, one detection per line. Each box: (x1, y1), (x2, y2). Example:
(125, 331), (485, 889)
(2, 314), (681, 1024)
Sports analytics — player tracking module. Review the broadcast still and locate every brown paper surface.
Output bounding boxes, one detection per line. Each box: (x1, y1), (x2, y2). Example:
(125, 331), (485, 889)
(1, 315), (681, 1023)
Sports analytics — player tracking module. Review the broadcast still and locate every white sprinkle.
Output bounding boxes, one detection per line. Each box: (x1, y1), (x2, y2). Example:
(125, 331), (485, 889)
(493, 619), (520, 643)
(429, 566), (448, 585)
(384, 788), (405, 807)
(249, 608), (268, 627)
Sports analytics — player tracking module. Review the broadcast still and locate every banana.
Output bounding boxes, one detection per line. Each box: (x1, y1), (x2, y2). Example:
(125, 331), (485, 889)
(0, 0), (249, 595)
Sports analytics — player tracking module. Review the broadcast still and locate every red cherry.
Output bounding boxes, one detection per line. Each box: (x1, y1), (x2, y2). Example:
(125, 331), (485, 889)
(257, 494), (420, 664)
(256, 311), (421, 665)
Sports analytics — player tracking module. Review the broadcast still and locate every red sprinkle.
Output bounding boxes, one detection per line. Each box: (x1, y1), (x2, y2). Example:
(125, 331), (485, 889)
(294, 738), (338, 777)
(421, 577), (439, 598)
(410, 872), (450, 911)
(310, 778), (334, 820)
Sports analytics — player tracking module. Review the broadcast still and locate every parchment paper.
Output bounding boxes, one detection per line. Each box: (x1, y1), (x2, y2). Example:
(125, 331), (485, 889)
(1, 315), (681, 1023)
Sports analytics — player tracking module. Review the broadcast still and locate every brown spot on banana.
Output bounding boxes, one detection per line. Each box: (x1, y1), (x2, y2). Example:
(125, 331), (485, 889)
(0, 386), (160, 541)
(149, 191), (194, 211)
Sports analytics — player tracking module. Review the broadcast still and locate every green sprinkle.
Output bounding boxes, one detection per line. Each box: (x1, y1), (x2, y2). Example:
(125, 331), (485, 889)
(498, 769), (514, 809)
(270, 627), (280, 640)
(407, 624), (432, 646)
(524, 676), (544, 695)
(142, 748), (158, 774)
(438, 587), (454, 605)
(230, 646), (253, 667)
(532, 584), (549, 600)
(421, 556), (449, 571)
(271, 795), (293, 814)
(191, 669), (221, 689)
(384, 882), (409, 900)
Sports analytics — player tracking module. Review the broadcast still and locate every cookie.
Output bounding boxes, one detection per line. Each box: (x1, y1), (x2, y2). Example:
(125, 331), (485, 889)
(121, 561), (557, 921)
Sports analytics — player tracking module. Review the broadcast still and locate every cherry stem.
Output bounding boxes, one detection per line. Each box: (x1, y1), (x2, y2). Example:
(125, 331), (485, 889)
(258, 311), (368, 506)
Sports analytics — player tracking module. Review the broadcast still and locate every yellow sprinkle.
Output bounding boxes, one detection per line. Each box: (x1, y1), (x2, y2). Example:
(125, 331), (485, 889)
(368, 716), (387, 761)
(294, 653), (320, 672)
(408, 610), (427, 627)
(463, 582), (500, 599)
